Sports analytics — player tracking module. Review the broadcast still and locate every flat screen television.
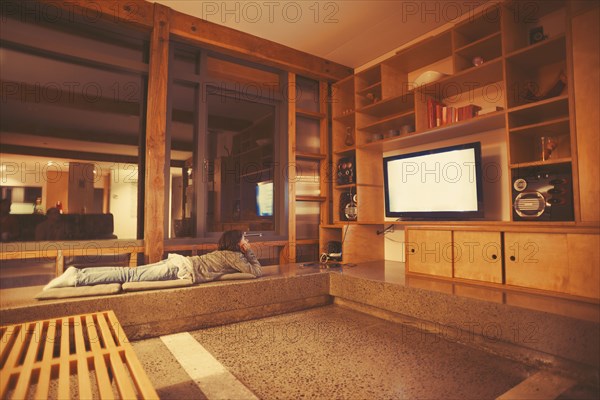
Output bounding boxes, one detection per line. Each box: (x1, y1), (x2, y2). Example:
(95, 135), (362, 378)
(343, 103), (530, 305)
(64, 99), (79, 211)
(383, 142), (484, 220)
(256, 181), (274, 217)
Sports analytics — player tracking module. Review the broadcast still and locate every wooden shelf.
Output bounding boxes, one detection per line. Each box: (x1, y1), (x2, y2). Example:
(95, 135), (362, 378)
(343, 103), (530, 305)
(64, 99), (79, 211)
(335, 183), (356, 190)
(509, 116), (570, 136)
(296, 109), (326, 119)
(419, 58), (504, 94)
(510, 158), (572, 169)
(296, 195), (326, 202)
(356, 82), (381, 96)
(333, 112), (355, 123)
(360, 111), (505, 152)
(295, 152), (326, 160)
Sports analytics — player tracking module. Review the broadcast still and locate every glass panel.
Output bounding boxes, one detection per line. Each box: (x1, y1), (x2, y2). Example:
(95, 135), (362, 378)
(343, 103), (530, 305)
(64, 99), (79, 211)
(296, 201), (320, 239)
(296, 117), (321, 153)
(205, 91), (277, 233)
(169, 81), (198, 238)
(0, 12), (147, 244)
(296, 76), (320, 112)
(295, 159), (321, 196)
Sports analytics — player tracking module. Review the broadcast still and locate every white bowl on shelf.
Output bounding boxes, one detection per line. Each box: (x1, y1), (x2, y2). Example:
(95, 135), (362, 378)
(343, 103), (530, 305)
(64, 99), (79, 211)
(413, 70), (448, 86)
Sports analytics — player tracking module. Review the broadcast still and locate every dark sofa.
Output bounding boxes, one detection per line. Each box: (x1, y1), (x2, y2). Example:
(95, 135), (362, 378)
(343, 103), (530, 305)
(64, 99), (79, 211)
(11, 213), (117, 242)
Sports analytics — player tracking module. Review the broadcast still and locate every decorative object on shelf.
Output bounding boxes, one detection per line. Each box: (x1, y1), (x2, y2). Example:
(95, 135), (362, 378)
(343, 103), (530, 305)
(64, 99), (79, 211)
(477, 106), (504, 116)
(339, 191), (357, 221)
(336, 157), (355, 185)
(370, 133), (384, 142)
(539, 136), (558, 161)
(385, 129), (400, 138)
(413, 70), (449, 87)
(344, 126), (355, 146)
(366, 92), (380, 103)
(472, 56), (484, 67)
(529, 26), (548, 45)
(522, 71), (567, 102)
(341, 108), (354, 116)
(399, 124), (415, 135)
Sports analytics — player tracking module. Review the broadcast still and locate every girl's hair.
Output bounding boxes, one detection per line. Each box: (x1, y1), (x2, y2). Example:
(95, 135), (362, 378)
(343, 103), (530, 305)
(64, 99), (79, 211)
(218, 230), (244, 251)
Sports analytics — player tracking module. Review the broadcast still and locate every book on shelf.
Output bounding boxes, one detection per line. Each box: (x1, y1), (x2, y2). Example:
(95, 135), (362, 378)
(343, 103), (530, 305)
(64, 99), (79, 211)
(427, 100), (483, 128)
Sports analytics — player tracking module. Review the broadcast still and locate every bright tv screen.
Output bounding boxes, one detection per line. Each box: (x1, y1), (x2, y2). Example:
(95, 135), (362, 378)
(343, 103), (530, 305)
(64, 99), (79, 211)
(256, 181), (273, 217)
(383, 142), (484, 220)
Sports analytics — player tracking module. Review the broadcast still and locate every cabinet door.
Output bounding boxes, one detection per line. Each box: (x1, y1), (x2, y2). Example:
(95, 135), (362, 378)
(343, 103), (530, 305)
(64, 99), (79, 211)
(453, 231), (502, 283)
(406, 230), (452, 277)
(567, 234), (600, 299)
(505, 232), (569, 293)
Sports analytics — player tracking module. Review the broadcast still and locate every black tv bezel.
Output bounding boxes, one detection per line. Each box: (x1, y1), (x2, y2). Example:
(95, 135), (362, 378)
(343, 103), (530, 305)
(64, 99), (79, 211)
(383, 141), (484, 220)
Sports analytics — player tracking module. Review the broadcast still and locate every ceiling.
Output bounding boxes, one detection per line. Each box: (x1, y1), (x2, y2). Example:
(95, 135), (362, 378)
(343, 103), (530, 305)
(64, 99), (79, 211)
(150, 0), (490, 69)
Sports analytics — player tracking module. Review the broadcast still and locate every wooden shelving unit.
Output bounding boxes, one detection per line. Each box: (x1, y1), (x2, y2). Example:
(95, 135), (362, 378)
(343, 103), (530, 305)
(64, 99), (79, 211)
(325, 1), (600, 299)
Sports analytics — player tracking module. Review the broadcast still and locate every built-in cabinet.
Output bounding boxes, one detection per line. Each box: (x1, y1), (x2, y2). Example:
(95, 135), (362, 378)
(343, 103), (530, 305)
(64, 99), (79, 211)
(326, 1), (599, 300)
(406, 227), (599, 299)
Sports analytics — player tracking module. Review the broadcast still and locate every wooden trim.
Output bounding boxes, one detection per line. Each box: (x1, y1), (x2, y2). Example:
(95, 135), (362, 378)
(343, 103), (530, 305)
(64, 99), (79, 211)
(296, 196), (327, 202)
(287, 73), (297, 263)
(319, 81), (331, 227)
(144, 3), (170, 263)
(168, 9), (352, 82)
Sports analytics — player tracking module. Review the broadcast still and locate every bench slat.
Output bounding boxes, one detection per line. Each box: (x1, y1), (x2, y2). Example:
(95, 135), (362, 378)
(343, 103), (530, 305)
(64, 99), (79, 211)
(58, 318), (71, 400)
(35, 320), (57, 400)
(13, 322), (43, 399)
(96, 312), (138, 399)
(0, 323), (26, 398)
(85, 314), (115, 399)
(74, 316), (93, 399)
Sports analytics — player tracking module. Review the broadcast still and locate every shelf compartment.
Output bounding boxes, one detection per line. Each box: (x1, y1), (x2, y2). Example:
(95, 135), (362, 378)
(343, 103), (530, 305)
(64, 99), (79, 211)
(357, 110), (415, 134)
(416, 57), (503, 96)
(509, 116), (570, 137)
(360, 111), (505, 152)
(454, 32), (502, 72)
(453, 6), (501, 49)
(507, 95), (569, 128)
(505, 34), (566, 69)
(356, 93), (414, 118)
(385, 31), (452, 73)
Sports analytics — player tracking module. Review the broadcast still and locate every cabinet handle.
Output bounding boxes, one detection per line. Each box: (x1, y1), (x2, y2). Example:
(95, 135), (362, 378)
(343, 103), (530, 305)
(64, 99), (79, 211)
(510, 255), (516, 262)
(491, 254), (497, 260)
(411, 248), (415, 253)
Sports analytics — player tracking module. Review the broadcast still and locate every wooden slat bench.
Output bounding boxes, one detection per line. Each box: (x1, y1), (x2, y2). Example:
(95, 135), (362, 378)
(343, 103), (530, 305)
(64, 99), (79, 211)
(0, 310), (158, 399)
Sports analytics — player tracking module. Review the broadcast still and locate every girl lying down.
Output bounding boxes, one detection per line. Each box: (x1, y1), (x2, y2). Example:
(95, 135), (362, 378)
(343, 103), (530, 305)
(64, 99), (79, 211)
(44, 230), (262, 290)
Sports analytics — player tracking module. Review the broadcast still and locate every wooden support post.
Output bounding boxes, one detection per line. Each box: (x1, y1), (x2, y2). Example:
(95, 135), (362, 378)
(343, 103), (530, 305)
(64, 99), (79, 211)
(287, 72), (297, 263)
(144, 3), (170, 263)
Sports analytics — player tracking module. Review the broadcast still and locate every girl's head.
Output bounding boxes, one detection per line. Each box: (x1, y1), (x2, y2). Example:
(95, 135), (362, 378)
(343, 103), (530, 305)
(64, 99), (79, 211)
(218, 230), (245, 251)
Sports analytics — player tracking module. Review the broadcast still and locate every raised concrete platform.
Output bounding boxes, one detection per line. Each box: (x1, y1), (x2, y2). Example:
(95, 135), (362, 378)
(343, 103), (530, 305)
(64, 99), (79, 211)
(1, 261), (598, 385)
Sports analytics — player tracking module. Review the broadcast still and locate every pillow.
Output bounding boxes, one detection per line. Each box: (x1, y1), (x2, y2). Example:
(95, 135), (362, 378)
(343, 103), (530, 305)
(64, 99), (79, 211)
(35, 283), (122, 300)
(122, 279), (194, 292)
(217, 273), (257, 281)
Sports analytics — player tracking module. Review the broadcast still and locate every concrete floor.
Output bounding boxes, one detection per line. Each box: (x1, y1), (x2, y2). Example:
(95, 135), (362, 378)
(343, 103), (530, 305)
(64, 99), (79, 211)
(132, 305), (599, 400)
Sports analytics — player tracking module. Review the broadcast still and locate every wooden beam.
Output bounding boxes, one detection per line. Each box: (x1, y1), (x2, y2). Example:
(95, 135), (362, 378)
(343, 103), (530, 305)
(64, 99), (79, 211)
(168, 9), (353, 82)
(33, 0), (154, 30)
(144, 3), (170, 263)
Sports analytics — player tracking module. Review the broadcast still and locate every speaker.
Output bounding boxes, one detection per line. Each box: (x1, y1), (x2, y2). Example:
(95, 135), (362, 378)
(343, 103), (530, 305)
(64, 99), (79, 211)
(339, 192), (357, 221)
(512, 164), (573, 221)
(336, 157), (355, 185)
